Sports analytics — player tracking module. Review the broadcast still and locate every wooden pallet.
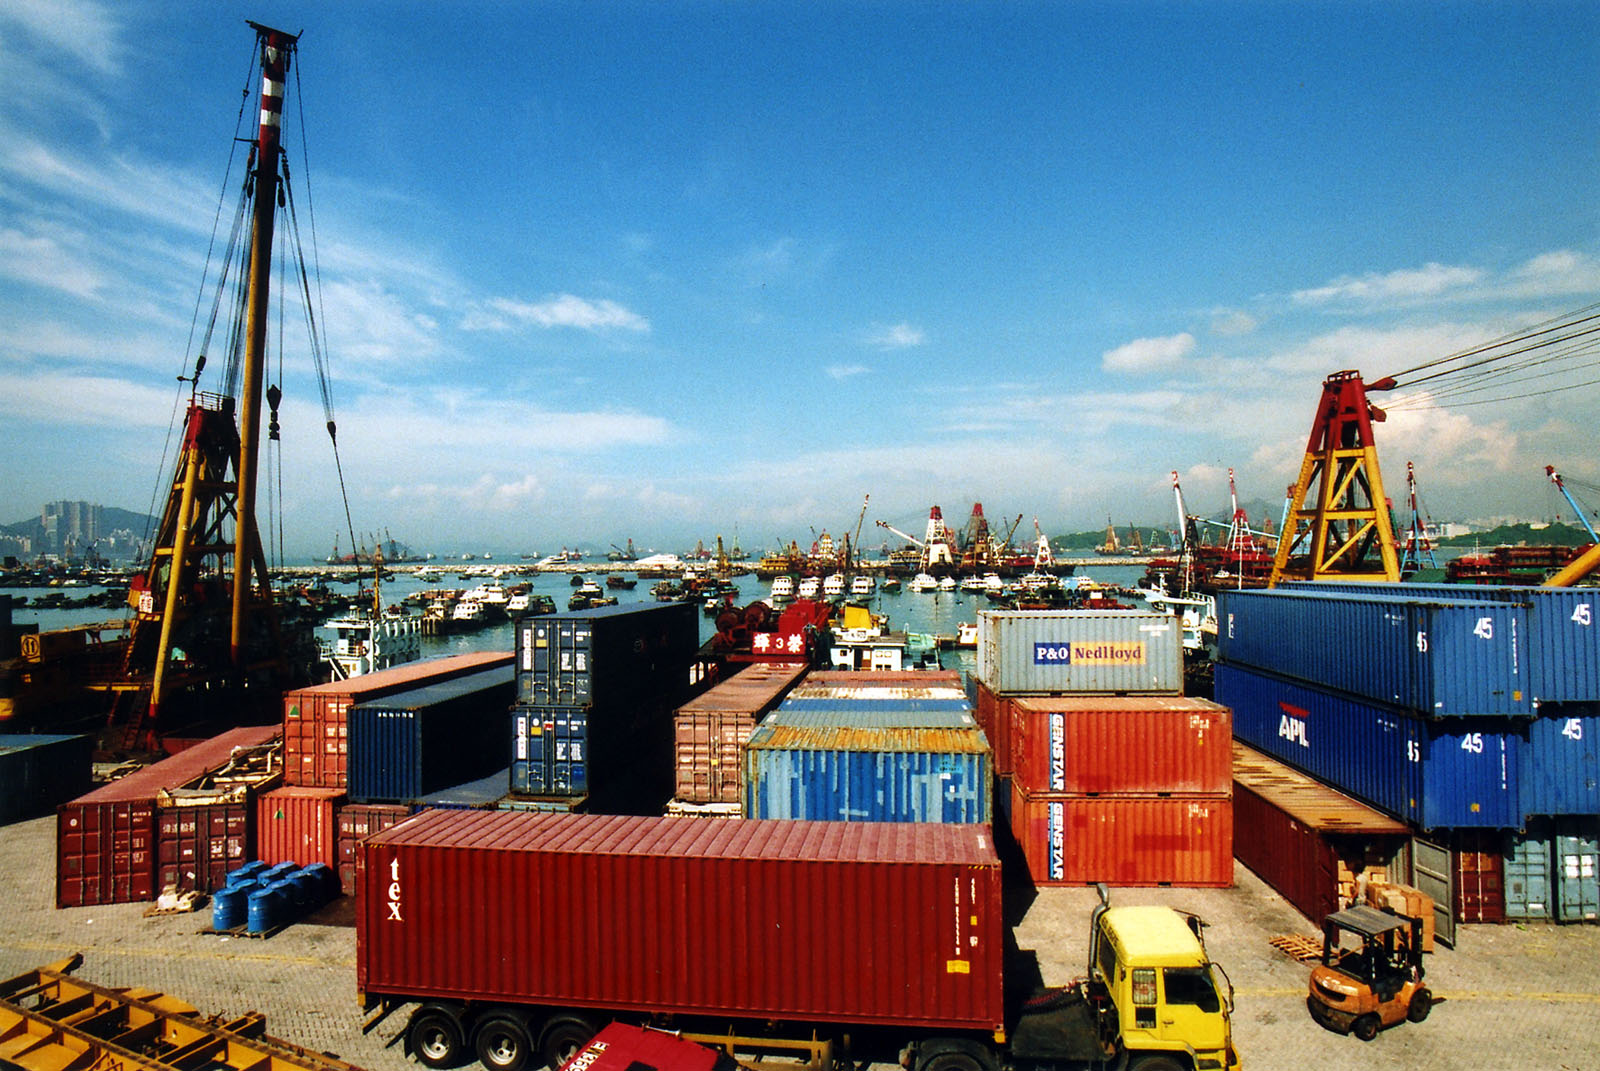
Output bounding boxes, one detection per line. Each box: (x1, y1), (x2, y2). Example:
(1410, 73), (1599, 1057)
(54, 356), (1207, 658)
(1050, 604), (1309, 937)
(1269, 934), (1324, 962)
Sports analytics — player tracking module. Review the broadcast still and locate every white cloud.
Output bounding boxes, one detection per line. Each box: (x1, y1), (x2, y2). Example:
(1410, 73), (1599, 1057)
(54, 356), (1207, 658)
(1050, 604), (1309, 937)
(0, 0), (123, 76)
(1101, 332), (1196, 373)
(481, 294), (649, 333)
(827, 364), (870, 380)
(1210, 310), (1257, 337)
(1292, 262), (1484, 306)
(0, 227), (105, 297)
(866, 322), (926, 349)
(0, 371), (177, 428)
(1505, 250), (1600, 297)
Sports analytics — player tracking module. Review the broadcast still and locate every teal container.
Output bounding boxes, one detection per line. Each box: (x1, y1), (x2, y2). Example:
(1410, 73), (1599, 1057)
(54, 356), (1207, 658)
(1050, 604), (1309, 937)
(1556, 820), (1599, 923)
(1505, 827), (1552, 920)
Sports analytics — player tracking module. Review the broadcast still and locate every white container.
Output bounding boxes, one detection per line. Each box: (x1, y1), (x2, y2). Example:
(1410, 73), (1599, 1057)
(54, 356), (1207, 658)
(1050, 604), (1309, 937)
(976, 610), (1183, 695)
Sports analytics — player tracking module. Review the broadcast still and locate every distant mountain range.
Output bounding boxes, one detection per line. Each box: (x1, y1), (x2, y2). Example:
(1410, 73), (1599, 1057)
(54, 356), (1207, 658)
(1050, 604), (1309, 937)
(2, 507), (158, 547)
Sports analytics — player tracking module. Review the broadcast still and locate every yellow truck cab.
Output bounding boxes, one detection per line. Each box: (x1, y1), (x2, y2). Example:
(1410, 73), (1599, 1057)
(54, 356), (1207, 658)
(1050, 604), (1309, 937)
(1089, 901), (1241, 1071)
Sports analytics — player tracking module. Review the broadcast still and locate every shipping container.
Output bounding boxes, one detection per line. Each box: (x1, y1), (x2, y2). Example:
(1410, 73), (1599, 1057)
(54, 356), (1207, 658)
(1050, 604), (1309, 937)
(337, 801), (414, 896)
(1286, 582), (1600, 704)
(256, 785), (346, 868)
(798, 670), (966, 687)
(357, 810), (1005, 1032)
(283, 652), (512, 788)
(783, 685), (969, 703)
(0, 734), (91, 824)
(348, 667), (515, 803)
(1007, 696), (1231, 796)
(976, 610), (1183, 695)
(1521, 708), (1599, 817)
(1504, 826), (1552, 920)
(416, 767), (510, 810)
(744, 722), (992, 824)
(777, 697), (973, 713)
(515, 602), (699, 707)
(762, 708), (981, 730)
(1006, 785), (1233, 887)
(511, 697), (676, 814)
(1231, 743), (1409, 926)
(1217, 588), (1532, 717)
(1555, 818), (1599, 923)
(1453, 830), (1507, 924)
(56, 725), (279, 907)
(1216, 662), (1522, 829)
(157, 802), (250, 893)
(673, 663), (809, 805)
(972, 682), (1014, 777)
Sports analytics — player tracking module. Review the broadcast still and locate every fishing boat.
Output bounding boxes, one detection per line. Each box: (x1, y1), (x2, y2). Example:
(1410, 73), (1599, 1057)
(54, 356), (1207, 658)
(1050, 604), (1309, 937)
(770, 575), (795, 602)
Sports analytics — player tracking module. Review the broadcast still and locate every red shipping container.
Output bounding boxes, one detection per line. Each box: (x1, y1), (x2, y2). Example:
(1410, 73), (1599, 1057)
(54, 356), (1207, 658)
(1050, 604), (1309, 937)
(1007, 783), (1234, 888)
(1454, 830), (1507, 924)
(973, 682), (1012, 776)
(338, 802), (415, 896)
(56, 725), (278, 907)
(1009, 696), (1232, 796)
(1232, 744), (1409, 926)
(674, 662), (808, 803)
(358, 810), (1004, 1031)
(157, 802), (251, 893)
(282, 652), (512, 788)
(257, 785), (346, 868)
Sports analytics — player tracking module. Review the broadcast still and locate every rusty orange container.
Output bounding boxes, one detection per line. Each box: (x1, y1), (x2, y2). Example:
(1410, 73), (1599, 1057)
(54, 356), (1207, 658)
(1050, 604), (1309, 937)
(282, 652), (511, 788)
(1007, 783), (1234, 887)
(256, 785), (346, 868)
(1009, 695), (1232, 796)
(674, 662), (808, 803)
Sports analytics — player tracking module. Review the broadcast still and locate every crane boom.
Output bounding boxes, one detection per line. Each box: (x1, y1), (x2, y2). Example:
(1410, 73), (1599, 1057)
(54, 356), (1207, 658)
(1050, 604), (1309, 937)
(875, 519), (926, 547)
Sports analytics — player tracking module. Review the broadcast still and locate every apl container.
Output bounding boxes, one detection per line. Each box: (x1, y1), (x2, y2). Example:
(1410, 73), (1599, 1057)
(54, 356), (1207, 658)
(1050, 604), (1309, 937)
(56, 725), (279, 908)
(1007, 696), (1231, 796)
(1287, 582), (1600, 705)
(1217, 588), (1531, 717)
(976, 610), (1183, 695)
(1232, 743), (1409, 926)
(1006, 785), (1233, 887)
(348, 666), (515, 803)
(283, 652), (513, 788)
(0, 734), (92, 824)
(744, 721), (992, 824)
(358, 810), (1005, 1033)
(515, 602), (698, 707)
(1520, 709), (1599, 817)
(1216, 662), (1522, 829)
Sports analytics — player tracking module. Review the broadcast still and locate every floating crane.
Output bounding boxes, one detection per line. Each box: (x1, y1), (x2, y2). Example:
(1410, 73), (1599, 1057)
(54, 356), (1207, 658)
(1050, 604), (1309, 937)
(1544, 464), (1600, 586)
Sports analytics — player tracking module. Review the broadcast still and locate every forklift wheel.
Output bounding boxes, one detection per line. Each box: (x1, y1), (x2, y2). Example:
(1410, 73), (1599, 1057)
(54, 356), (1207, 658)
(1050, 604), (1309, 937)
(1407, 988), (1433, 1023)
(1352, 1014), (1381, 1042)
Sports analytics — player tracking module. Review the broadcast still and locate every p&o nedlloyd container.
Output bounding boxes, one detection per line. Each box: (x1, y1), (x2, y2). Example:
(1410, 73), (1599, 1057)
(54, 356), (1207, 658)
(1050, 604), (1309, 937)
(976, 610), (1182, 695)
(1217, 588), (1531, 717)
(357, 809), (1004, 1032)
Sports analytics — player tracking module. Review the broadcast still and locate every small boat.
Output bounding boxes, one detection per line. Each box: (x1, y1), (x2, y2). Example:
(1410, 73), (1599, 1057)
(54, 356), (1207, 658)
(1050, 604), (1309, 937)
(938, 576), (957, 592)
(953, 622), (978, 649)
(797, 576), (822, 600)
(880, 576), (901, 594)
(850, 574), (876, 597)
(449, 599), (487, 629)
(908, 573), (938, 593)
(823, 573), (847, 599)
(605, 574), (637, 590)
(321, 609), (422, 680)
(769, 575), (795, 601)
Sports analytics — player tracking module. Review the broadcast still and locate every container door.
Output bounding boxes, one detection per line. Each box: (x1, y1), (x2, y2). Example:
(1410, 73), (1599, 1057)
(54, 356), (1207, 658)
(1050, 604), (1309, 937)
(1409, 838), (1456, 947)
(1504, 827), (1553, 920)
(1555, 819), (1599, 923)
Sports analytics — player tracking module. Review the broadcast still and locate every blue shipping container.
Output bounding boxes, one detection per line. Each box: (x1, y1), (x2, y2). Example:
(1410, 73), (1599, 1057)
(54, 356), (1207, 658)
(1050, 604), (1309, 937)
(744, 723), (991, 824)
(1286, 582), (1600, 704)
(0, 734), (92, 824)
(1218, 588), (1531, 716)
(1521, 709), (1600, 817)
(511, 706), (589, 796)
(348, 666), (514, 803)
(516, 602), (698, 708)
(418, 767), (512, 810)
(1215, 662), (1521, 829)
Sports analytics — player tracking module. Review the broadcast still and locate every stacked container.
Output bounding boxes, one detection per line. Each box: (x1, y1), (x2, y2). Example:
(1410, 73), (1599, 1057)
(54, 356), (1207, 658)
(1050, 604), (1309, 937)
(257, 785), (347, 869)
(0, 734), (91, 825)
(672, 661), (807, 808)
(976, 610), (1230, 887)
(336, 802), (414, 896)
(347, 666), (515, 803)
(510, 602), (699, 813)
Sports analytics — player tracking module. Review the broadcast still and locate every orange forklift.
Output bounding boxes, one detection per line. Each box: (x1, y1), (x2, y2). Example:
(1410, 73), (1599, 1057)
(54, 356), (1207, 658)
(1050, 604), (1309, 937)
(1307, 904), (1434, 1041)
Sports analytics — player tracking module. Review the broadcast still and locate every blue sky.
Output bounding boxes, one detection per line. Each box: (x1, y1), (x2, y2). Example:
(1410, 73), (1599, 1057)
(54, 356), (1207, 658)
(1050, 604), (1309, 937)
(2, 0), (1597, 559)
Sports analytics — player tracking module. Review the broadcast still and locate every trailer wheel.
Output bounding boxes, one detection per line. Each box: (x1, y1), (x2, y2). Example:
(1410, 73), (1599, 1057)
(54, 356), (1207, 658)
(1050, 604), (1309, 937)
(475, 1016), (533, 1071)
(539, 1016), (596, 1071)
(914, 1039), (995, 1071)
(409, 1007), (467, 1069)
(1352, 1014), (1381, 1042)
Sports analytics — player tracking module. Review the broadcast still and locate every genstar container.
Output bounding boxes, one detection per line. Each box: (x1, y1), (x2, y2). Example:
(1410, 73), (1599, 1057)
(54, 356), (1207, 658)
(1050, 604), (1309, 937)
(976, 610), (1183, 695)
(1007, 695), (1231, 796)
(357, 810), (1004, 1032)
(1006, 785), (1233, 887)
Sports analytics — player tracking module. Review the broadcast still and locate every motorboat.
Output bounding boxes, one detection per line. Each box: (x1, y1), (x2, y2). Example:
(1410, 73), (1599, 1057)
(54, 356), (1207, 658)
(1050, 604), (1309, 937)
(770, 575), (796, 601)
(908, 572), (938, 593)
(823, 573), (847, 599)
(850, 574), (876, 597)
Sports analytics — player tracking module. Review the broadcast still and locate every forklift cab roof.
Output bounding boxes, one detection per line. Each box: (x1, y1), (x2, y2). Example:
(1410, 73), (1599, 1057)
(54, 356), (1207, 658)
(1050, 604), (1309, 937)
(1324, 905), (1413, 940)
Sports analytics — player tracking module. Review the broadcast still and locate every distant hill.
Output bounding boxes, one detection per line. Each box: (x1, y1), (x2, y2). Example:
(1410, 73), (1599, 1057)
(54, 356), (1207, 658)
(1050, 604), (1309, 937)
(1437, 521), (1593, 548)
(2, 506), (158, 543)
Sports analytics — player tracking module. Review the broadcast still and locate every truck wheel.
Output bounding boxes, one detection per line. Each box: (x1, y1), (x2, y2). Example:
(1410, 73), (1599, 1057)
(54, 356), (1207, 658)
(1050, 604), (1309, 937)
(475, 1016), (533, 1071)
(539, 1016), (596, 1071)
(409, 1007), (467, 1069)
(1129, 1057), (1185, 1071)
(1407, 988), (1433, 1023)
(915, 1040), (995, 1071)
(1352, 1014), (1381, 1042)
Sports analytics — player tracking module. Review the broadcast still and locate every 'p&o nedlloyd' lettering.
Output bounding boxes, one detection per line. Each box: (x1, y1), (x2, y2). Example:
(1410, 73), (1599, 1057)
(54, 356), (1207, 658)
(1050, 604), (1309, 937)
(1033, 641), (1147, 666)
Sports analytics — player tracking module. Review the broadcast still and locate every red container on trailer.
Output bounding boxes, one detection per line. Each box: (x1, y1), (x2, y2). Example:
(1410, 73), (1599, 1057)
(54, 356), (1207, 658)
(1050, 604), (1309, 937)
(1231, 743), (1409, 926)
(674, 662), (807, 803)
(358, 810), (1005, 1031)
(1009, 696), (1232, 796)
(282, 652), (512, 788)
(56, 724), (279, 907)
(1007, 784), (1234, 888)
(256, 785), (347, 868)
(157, 802), (251, 893)
(338, 802), (415, 896)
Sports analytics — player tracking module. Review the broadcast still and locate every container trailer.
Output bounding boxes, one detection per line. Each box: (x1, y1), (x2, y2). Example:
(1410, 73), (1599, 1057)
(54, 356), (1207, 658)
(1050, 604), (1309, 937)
(357, 809), (1239, 1071)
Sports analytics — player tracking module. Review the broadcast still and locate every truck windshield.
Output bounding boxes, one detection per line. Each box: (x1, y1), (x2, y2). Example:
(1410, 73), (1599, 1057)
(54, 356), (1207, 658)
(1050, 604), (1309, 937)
(1163, 967), (1220, 1013)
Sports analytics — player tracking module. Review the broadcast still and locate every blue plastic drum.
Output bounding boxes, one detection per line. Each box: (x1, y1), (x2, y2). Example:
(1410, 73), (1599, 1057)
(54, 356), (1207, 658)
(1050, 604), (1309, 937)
(290, 869), (322, 911)
(302, 862), (338, 901)
(212, 886), (247, 931)
(246, 885), (281, 933)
